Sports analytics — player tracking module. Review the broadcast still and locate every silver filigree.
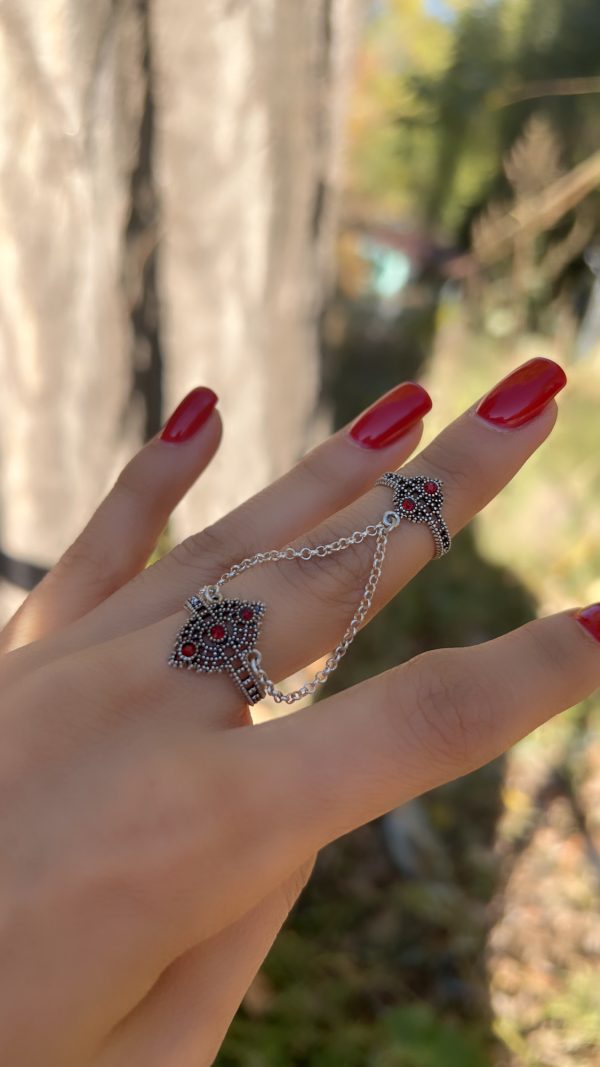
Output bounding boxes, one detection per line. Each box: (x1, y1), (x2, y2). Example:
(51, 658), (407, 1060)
(169, 473), (451, 705)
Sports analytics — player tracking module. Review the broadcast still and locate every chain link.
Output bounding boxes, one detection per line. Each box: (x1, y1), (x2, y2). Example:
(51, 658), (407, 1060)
(205, 511), (400, 705)
(180, 474), (451, 706)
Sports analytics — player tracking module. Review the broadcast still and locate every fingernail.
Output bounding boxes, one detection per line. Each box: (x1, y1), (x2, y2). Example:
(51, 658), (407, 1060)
(160, 387), (218, 443)
(349, 382), (432, 450)
(476, 357), (566, 429)
(575, 603), (600, 644)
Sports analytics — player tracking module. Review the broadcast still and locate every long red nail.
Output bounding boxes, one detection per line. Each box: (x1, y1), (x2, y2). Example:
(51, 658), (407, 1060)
(160, 387), (218, 443)
(476, 357), (566, 429)
(349, 382), (432, 449)
(575, 604), (600, 644)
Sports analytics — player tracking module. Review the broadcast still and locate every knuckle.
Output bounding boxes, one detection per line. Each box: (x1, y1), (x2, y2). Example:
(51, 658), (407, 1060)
(520, 619), (570, 677)
(401, 650), (493, 770)
(169, 521), (238, 578)
(54, 533), (112, 590)
(114, 461), (146, 503)
(297, 444), (337, 495)
(423, 435), (486, 500)
(51, 466), (148, 590)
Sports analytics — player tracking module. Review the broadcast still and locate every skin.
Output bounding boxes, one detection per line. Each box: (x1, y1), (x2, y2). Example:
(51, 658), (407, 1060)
(0, 382), (598, 1066)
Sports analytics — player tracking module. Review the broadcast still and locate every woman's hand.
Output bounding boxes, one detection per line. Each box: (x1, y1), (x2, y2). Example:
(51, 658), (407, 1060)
(0, 362), (598, 1067)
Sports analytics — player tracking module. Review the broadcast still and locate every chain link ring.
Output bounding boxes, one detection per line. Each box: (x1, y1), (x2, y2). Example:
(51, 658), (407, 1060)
(170, 473), (451, 704)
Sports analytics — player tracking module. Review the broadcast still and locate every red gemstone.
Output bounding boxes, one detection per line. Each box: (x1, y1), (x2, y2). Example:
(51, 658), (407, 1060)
(401, 498), (416, 512)
(210, 624), (226, 640)
(424, 481), (438, 495)
(241, 608), (254, 621)
(181, 642), (196, 657)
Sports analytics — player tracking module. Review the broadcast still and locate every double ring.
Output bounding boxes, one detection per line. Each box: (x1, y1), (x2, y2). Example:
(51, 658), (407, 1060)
(169, 472), (451, 705)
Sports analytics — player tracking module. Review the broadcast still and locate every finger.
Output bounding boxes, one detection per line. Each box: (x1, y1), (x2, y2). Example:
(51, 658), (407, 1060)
(97, 863), (314, 1067)
(220, 358), (566, 697)
(243, 607), (600, 866)
(76, 380), (429, 634)
(2, 381), (430, 676)
(153, 605), (600, 946)
(0, 388), (221, 652)
(81, 605), (600, 954)
(124, 357), (567, 718)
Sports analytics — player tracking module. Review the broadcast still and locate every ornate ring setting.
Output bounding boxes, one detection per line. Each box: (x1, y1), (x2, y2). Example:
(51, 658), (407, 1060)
(375, 472), (451, 559)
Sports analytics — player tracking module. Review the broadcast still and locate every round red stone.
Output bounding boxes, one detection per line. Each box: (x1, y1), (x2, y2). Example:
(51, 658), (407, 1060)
(401, 498), (416, 512)
(241, 608), (254, 621)
(424, 481), (438, 495)
(181, 642), (196, 657)
(209, 624), (226, 641)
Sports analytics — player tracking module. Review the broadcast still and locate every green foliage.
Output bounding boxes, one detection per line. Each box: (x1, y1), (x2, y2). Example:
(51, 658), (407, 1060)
(350, 0), (600, 237)
(219, 967), (492, 1066)
(545, 968), (600, 1049)
(378, 1004), (490, 1067)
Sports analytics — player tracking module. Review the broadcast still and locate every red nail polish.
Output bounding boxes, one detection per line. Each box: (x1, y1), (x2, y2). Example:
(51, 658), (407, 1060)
(160, 387), (218, 443)
(350, 382), (432, 450)
(575, 604), (600, 644)
(476, 357), (566, 429)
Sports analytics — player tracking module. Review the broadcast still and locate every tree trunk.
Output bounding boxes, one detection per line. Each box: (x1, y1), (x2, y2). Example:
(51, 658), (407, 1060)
(0, 0), (359, 624)
(0, 0), (145, 620)
(152, 0), (358, 534)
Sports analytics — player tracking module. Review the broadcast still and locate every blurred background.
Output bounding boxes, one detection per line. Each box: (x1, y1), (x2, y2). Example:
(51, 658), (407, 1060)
(1, 1), (599, 1064)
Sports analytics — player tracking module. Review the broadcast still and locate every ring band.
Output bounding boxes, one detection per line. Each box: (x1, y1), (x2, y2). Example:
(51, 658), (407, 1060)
(375, 472), (451, 558)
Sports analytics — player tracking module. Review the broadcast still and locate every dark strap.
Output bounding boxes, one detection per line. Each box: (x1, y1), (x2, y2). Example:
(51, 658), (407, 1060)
(0, 549), (48, 591)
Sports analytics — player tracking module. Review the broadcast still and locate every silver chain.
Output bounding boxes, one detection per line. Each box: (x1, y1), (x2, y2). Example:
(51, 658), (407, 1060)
(201, 509), (401, 705)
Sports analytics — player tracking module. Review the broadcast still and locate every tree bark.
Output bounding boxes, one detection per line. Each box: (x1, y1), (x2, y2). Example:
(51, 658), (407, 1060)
(0, 0), (145, 620)
(0, 0), (359, 623)
(151, 0), (358, 533)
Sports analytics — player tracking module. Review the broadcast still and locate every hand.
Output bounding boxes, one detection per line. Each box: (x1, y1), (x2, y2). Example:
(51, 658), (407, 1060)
(0, 363), (598, 1066)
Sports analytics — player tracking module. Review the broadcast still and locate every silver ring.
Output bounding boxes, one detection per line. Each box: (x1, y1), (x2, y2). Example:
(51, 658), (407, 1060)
(169, 472), (452, 706)
(376, 472), (451, 559)
(169, 593), (267, 704)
